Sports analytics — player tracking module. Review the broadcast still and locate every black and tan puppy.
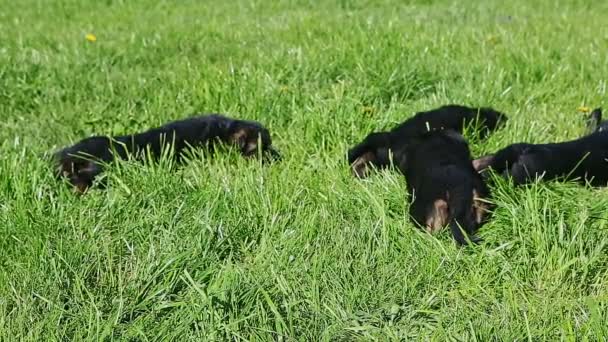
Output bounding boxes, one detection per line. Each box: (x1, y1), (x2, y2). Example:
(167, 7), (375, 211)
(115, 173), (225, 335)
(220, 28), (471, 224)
(348, 104), (507, 178)
(55, 114), (280, 193)
(474, 110), (608, 186)
(395, 129), (491, 245)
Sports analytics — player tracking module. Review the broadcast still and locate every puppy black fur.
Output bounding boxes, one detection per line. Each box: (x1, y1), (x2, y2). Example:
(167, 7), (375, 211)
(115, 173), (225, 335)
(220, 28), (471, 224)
(474, 113), (608, 186)
(55, 114), (280, 193)
(348, 104), (507, 178)
(395, 129), (491, 245)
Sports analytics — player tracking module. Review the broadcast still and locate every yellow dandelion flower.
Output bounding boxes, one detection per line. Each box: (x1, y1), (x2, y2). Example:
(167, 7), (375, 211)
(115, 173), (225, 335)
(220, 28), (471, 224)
(85, 33), (97, 42)
(279, 85), (290, 92)
(486, 35), (499, 44)
(577, 106), (591, 113)
(362, 106), (375, 115)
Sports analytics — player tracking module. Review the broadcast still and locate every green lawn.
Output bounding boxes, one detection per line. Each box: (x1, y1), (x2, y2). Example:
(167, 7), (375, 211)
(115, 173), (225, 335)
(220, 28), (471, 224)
(2, 0), (608, 340)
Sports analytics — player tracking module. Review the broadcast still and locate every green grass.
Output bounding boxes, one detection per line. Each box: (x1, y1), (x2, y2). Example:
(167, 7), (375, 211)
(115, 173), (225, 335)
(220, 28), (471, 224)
(2, 0), (608, 339)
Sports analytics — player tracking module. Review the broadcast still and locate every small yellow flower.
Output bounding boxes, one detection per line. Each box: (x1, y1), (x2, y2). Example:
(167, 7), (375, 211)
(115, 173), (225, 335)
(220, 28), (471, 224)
(279, 85), (290, 93)
(486, 35), (499, 44)
(85, 33), (97, 42)
(362, 106), (375, 115)
(577, 106), (591, 113)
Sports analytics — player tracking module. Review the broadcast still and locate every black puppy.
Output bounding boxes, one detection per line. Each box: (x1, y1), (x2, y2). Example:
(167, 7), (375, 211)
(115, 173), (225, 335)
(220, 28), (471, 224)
(348, 104), (507, 178)
(55, 114), (280, 193)
(395, 129), (491, 245)
(474, 114), (608, 186)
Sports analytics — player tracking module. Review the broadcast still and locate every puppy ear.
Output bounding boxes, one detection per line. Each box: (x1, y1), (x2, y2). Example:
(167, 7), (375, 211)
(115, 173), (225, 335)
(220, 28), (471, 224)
(472, 155), (495, 172)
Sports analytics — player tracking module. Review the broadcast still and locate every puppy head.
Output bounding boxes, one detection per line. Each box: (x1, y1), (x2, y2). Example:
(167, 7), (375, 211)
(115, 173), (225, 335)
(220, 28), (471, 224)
(55, 153), (103, 194)
(347, 132), (392, 178)
(228, 120), (280, 159)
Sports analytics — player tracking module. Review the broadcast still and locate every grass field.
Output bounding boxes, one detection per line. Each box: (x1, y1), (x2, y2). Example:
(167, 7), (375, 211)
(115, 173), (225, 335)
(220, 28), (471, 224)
(2, 0), (608, 340)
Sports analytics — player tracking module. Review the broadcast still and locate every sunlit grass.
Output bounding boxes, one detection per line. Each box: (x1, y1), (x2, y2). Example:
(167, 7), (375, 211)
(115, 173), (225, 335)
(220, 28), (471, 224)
(1, 0), (608, 339)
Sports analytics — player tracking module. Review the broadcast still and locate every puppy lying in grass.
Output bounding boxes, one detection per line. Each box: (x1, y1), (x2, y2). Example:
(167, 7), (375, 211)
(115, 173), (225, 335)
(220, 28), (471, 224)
(348, 104), (507, 178)
(55, 114), (280, 193)
(395, 129), (491, 245)
(474, 108), (608, 186)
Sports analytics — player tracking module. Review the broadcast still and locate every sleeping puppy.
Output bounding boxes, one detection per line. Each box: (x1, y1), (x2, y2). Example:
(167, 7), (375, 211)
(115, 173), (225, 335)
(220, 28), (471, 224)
(395, 129), (491, 245)
(55, 114), (280, 193)
(585, 108), (607, 134)
(473, 122), (608, 186)
(348, 104), (507, 178)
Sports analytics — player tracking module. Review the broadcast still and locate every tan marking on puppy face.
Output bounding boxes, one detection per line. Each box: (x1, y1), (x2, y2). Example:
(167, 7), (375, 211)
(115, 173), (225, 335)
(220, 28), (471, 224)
(229, 129), (248, 148)
(425, 199), (449, 233)
(472, 155), (495, 172)
(244, 141), (258, 156)
(351, 151), (375, 178)
(472, 189), (489, 224)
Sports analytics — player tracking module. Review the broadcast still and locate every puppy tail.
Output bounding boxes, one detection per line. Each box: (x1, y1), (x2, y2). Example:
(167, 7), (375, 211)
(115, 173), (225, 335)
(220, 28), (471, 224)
(447, 188), (480, 246)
